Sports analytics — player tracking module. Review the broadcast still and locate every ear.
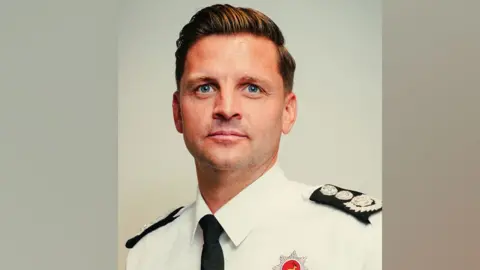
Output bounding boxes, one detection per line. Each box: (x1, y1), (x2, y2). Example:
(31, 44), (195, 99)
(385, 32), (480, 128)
(282, 92), (297, 135)
(172, 91), (183, 133)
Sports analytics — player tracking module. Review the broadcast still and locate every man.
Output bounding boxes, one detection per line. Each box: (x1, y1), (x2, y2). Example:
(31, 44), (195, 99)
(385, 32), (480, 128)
(125, 4), (382, 270)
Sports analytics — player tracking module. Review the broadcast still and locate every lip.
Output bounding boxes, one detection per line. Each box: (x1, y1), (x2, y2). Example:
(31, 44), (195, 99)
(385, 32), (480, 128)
(208, 130), (247, 137)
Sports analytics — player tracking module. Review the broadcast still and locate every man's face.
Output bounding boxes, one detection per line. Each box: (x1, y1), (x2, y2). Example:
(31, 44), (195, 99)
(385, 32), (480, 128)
(173, 33), (296, 170)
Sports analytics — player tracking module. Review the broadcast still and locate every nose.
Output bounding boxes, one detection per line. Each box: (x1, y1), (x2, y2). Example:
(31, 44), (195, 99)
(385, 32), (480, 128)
(212, 89), (241, 121)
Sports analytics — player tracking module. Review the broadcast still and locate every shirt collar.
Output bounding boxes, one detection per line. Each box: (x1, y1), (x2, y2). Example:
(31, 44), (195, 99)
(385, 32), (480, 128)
(190, 162), (288, 247)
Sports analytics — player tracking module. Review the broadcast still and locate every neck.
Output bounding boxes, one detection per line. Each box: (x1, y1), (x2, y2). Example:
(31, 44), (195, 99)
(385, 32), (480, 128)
(195, 155), (278, 214)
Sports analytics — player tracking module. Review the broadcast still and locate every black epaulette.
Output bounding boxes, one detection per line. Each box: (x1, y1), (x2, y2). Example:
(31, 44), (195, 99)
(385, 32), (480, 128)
(309, 184), (382, 225)
(125, 206), (184, 249)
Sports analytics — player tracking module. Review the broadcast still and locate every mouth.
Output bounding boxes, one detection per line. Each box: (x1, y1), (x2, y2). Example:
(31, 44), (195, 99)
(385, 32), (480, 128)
(207, 130), (248, 141)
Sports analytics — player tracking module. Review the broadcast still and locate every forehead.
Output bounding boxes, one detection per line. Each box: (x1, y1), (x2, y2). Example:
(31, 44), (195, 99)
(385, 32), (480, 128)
(183, 34), (281, 82)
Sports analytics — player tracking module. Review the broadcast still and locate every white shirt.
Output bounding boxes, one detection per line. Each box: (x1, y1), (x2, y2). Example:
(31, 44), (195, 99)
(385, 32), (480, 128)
(125, 164), (382, 270)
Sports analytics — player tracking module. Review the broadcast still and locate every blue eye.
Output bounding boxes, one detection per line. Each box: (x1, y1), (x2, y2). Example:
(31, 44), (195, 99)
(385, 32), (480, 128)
(198, 85), (212, 93)
(246, 84), (260, 93)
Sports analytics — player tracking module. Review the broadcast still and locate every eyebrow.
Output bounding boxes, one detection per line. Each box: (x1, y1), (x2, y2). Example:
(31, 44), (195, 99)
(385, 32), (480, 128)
(183, 76), (217, 90)
(237, 75), (271, 87)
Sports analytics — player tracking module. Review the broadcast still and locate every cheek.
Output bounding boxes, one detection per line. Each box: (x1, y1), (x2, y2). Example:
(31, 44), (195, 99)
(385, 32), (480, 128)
(247, 105), (283, 135)
(181, 103), (211, 130)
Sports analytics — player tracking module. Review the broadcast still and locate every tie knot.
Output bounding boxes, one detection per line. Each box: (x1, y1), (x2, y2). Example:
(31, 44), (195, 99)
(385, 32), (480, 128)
(199, 214), (224, 243)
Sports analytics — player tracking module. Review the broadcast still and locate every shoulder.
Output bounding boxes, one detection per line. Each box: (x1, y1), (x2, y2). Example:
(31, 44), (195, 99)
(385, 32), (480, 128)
(125, 204), (193, 270)
(304, 183), (382, 226)
(301, 183), (382, 267)
(125, 205), (187, 249)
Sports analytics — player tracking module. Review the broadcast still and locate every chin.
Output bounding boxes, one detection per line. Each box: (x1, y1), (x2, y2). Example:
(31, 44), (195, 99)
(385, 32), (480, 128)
(201, 152), (250, 170)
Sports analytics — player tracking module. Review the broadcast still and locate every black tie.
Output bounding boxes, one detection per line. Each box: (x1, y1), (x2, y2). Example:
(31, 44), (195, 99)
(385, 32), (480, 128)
(199, 214), (224, 270)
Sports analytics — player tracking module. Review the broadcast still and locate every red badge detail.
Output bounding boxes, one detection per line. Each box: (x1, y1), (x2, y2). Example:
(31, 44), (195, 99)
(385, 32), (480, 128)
(282, 259), (301, 270)
(273, 251), (308, 270)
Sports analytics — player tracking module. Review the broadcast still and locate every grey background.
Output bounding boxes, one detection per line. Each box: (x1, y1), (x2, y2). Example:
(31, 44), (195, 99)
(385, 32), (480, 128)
(0, 1), (118, 270)
(1, 1), (479, 270)
(384, 0), (479, 269)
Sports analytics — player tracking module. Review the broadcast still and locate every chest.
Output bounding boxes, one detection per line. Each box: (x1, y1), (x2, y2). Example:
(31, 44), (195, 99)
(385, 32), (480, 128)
(230, 226), (365, 270)
(145, 224), (367, 270)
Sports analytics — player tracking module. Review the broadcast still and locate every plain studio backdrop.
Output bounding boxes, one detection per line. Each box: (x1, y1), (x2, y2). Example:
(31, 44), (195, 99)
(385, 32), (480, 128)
(118, 0), (381, 269)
